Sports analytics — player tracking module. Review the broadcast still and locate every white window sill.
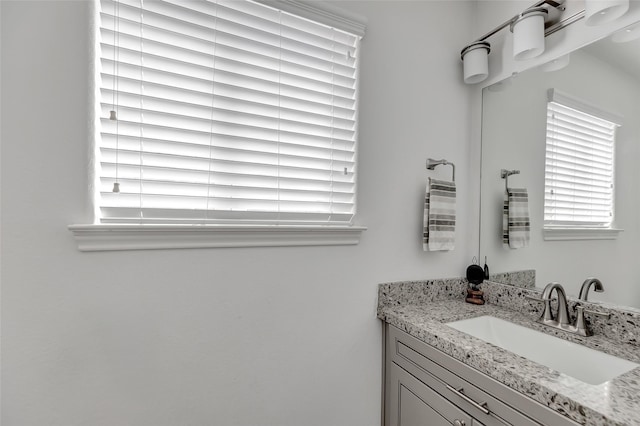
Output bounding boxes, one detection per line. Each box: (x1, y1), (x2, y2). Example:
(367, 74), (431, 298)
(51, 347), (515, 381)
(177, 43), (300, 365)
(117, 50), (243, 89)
(68, 224), (367, 252)
(543, 227), (623, 241)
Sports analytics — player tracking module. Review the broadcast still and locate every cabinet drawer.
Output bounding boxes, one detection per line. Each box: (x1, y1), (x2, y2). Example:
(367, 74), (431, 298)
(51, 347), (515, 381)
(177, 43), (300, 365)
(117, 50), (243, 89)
(395, 340), (530, 426)
(386, 324), (579, 426)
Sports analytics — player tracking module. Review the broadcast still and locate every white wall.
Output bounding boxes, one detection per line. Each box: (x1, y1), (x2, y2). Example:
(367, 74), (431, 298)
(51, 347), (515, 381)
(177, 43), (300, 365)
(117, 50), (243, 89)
(0, 1), (475, 425)
(480, 50), (640, 306)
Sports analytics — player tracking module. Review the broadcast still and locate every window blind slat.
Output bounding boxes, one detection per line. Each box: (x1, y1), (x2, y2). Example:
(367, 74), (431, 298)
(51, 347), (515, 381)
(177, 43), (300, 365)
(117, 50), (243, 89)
(101, 73), (356, 121)
(100, 207), (354, 225)
(548, 102), (618, 131)
(544, 168), (612, 183)
(104, 0), (358, 55)
(544, 182), (612, 197)
(546, 126), (615, 150)
(100, 176), (354, 195)
(100, 163), (355, 190)
(100, 181), (355, 204)
(100, 2), (358, 77)
(101, 133), (356, 162)
(100, 146), (355, 175)
(100, 112), (355, 147)
(545, 149), (613, 168)
(100, 25), (357, 90)
(545, 128), (614, 151)
(101, 56), (356, 110)
(100, 193), (354, 212)
(100, 38), (357, 97)
(544, 197), (612, 208)
(100, 157), (355, 185)
(547, 111), (616, 136)
(100, 45), (356, 102)
(101, 89), (356, 132)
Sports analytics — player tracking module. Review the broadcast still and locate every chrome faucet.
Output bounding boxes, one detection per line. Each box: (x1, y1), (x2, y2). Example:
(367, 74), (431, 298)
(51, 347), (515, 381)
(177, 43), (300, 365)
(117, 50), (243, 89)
(540, 282), (571, 328)
(578, 278), (604, 301)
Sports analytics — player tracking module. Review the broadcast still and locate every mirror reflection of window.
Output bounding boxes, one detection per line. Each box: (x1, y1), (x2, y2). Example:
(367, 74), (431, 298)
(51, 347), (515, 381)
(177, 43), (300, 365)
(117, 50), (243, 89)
(544, 89), (621, 230)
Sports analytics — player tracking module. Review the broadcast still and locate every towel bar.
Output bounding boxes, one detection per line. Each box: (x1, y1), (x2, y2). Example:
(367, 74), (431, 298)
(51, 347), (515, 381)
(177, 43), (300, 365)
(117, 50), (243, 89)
(426, 158), (455, 182)
(501, 169), (520, 191)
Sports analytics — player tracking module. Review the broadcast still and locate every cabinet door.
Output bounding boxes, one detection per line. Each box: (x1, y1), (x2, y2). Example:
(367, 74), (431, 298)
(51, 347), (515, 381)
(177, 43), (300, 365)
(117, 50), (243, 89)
(398, 385), (449, 426)
(388, 363), (473, 426)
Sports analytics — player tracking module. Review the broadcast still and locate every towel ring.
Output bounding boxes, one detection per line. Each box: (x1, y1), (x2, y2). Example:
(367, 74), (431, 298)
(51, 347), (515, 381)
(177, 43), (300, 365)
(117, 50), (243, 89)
(426, 158), (455, 182)
(501, 169), (520, 191)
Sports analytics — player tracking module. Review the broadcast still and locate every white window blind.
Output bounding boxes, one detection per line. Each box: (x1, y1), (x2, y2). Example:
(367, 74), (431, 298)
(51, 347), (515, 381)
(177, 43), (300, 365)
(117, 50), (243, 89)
(98, 0), (361, 225)
(544, 89), (621, 228)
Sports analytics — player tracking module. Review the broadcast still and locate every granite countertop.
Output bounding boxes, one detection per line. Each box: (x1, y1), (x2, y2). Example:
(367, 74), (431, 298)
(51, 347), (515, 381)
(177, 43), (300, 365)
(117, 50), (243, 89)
(378, 279), (640, 426)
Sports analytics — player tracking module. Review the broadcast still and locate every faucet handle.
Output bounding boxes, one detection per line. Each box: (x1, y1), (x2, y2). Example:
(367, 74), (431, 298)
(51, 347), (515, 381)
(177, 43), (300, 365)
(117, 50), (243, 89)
(583, 308), (611, 320)
(574, 306), (591, 336)
(574, 302), (610, 318)
(574, 305), (610, 337)
(525, 295), (555, 303)
(574, 303), (610, 317)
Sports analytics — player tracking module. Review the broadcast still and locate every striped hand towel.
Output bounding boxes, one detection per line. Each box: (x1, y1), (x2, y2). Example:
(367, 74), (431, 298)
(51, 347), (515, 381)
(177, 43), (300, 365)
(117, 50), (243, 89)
(502, 188), (530, 249)
(423, 178), (456, 251)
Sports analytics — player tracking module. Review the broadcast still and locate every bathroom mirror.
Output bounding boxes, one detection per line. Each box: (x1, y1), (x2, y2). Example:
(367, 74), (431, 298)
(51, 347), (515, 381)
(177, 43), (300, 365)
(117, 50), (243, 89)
(479, 21), (640, 310)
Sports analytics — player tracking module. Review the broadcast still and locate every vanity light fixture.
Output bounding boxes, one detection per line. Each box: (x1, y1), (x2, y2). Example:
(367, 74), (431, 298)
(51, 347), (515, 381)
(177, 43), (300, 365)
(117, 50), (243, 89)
(585, 0), (629, 26)
(460, 0), (566, 84)
(611, 21), (640, 42)
(461, 41), (491, 84)
(511, 7), (549, 60)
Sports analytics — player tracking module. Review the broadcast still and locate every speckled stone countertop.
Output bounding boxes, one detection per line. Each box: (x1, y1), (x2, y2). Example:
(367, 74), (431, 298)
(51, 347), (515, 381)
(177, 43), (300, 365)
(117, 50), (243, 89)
(378, 279), (640, 426)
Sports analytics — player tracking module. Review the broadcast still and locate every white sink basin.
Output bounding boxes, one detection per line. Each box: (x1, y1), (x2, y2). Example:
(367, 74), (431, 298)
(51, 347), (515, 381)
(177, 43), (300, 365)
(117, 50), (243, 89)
(446, 315), (638, 385)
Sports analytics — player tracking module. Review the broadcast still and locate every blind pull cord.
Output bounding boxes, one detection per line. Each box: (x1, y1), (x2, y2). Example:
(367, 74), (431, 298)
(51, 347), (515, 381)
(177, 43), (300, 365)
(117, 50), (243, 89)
(112, 0), (121, 193)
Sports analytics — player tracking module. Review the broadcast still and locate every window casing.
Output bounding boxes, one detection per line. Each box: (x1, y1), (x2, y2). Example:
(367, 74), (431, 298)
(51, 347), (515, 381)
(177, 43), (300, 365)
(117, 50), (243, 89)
(69, 0), (366, 250)
(543, 89), (621, 231)
(97, 0), (362, 226)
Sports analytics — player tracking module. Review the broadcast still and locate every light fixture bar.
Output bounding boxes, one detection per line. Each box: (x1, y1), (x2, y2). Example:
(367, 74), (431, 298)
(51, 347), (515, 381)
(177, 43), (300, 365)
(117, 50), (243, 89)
(544, 9), (585, 37)
(471, 0), (565, 43)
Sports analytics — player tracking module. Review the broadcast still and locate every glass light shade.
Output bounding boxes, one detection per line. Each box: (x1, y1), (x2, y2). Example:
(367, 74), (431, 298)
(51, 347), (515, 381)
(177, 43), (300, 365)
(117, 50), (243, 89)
(585, 0), (629, 26)
(611, 21), (640, 43)
(511, 8), (548, 61)
(461, 41), (491, 84)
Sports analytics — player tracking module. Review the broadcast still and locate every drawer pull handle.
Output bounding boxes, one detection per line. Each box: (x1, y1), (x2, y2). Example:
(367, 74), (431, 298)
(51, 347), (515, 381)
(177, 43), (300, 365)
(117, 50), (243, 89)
(454, 420), (466, 426)
(446, 385), (490, 415)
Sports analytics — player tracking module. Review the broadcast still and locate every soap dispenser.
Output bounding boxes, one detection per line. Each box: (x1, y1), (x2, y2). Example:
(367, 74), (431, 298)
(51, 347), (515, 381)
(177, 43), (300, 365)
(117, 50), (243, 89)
(465, 258), (485, 305)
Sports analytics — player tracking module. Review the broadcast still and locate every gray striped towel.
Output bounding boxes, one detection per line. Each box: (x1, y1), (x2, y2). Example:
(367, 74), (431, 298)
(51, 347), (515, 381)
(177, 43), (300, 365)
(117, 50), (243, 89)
(503, 188), (530, 249)
(423, 178), (456, 251)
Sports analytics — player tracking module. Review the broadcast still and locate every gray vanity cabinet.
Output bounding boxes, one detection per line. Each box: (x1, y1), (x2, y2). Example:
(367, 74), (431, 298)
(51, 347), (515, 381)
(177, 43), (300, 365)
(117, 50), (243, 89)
(384, 324), (579, 426)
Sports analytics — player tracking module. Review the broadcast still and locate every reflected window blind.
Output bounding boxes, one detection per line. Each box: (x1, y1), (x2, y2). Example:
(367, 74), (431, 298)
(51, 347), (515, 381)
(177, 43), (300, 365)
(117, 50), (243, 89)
(98, 0), (361, 225)
(544, 91), (620, 228)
